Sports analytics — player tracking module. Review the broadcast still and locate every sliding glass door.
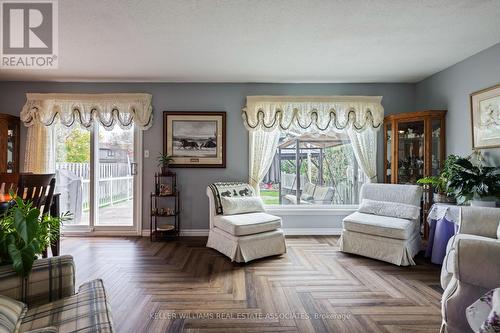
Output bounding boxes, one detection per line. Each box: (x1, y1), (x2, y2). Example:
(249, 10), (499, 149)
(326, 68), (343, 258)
(54, 124), (140, 234)
(96, 124), (135, 227)
(54, 125), (91, 226)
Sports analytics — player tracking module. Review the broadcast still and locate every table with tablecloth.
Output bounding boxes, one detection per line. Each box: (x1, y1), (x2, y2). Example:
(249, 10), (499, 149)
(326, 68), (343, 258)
(425, 203), (460, 265)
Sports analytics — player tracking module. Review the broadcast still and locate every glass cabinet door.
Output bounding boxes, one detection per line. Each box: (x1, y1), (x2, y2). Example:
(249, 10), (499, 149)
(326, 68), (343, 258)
(397, 120), (425, 184)
(6, 123), (16, 173)
(430, 118), (443, 176)
(0, 115), (19, 174)
(385, 123), (392, 183)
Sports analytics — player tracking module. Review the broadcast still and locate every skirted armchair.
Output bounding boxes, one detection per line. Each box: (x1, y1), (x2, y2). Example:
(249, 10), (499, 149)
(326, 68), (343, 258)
(339, 183), (423, 266)
(206, 182), (286, 263)
(440, 206), (500, 333)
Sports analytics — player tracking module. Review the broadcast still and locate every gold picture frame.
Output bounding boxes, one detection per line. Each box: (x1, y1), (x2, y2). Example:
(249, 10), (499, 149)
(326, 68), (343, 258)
(470, 83), (500, 149)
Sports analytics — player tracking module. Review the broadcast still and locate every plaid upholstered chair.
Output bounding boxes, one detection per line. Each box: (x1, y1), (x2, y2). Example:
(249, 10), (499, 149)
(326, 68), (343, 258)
(0, 255), (114, 332)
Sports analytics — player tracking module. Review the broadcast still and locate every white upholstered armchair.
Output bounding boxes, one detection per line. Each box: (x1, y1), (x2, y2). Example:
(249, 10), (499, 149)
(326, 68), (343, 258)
(206, 182), (286, 263)
(339, 183), (423, 266)
(440, 206), (500, 333)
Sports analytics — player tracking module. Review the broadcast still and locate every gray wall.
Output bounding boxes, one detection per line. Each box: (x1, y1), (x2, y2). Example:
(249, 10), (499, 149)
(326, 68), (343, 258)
(416, 42), (500, 166)
(2, 43), (499, 231)
(0, 82), (415, 230)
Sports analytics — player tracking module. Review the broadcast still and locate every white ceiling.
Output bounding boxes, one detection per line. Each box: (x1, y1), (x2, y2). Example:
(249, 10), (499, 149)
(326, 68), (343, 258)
(1, 0), (500, 83)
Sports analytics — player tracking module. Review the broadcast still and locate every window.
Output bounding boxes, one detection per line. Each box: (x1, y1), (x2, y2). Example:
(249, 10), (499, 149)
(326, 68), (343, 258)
(243, 96), (382, 207)
(259, 132), (367, 206)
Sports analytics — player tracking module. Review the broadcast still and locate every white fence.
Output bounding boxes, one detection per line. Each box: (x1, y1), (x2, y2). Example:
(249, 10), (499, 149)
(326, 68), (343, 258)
(56, 162), (133, 210)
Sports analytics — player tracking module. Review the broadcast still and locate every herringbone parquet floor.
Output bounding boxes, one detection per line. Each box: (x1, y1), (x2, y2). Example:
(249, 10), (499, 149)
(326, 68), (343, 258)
(61, 236), (443, 333)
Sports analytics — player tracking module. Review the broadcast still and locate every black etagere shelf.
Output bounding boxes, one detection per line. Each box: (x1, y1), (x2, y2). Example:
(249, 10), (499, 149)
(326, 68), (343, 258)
(150, 171), (180, 241)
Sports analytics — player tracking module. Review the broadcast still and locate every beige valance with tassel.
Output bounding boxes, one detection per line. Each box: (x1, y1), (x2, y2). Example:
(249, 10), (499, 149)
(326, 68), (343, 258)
(20, 93), (153, 130)
(242, 95), (384, 133)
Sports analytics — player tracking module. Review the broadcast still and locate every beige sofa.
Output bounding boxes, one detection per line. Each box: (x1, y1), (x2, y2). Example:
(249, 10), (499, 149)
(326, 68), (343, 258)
(440, 206), (500, 333)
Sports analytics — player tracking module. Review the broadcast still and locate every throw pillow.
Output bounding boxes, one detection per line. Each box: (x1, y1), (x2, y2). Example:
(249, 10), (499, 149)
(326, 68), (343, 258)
(221, 196), (265, 215)
(208, 182), (254, 215)
(358, 199), (420, 220)
(0, 295), (26, 333)
(467, 288), (500, 333)
(300, 193), (314, 202)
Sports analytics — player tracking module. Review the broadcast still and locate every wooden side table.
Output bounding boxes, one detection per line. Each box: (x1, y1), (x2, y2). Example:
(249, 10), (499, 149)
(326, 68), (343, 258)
(150, 172), (180, 241)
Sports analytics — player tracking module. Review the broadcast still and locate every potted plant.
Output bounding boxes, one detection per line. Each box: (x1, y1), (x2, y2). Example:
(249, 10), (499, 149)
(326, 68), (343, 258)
(417, 155), (458, 203)
(0, 196), (71, 276)
(157, 153), (174, 175)
(446, 154), (500, 206)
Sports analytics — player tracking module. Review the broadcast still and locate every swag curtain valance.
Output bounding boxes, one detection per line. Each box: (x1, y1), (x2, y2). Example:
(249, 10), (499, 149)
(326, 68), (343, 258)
(20, 93), (153, 130)
(242, 95), (384, 133)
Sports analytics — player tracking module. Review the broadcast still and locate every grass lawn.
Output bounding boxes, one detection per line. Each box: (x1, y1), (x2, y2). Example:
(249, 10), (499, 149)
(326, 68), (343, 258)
(260, 189), (279, 205)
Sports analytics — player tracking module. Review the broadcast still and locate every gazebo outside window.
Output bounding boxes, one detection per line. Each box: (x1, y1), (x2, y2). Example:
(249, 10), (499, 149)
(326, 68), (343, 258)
(260, 132), (367, 206)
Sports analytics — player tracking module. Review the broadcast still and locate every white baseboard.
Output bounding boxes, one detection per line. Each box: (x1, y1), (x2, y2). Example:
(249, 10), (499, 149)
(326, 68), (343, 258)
(63, 229), (141, 237)
(141, 229), (209, 237)
(180, 229), (210, 236)
(141, 228), (341, 237)
(284, 228), (342, 235)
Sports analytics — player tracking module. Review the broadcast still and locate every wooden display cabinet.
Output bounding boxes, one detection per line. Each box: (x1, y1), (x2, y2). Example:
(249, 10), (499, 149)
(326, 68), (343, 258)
(384, 110), (446, 184)
(384, 110), (446, 238)
(0, 114), (20, 174)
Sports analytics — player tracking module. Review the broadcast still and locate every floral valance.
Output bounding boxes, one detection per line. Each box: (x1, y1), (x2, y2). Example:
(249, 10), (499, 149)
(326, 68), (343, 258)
(20, 93), (153, 130)
(242, 95), (384, 133)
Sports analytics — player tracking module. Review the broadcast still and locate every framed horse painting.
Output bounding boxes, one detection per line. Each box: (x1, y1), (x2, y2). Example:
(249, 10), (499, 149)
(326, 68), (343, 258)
(163, 111), (226, 168)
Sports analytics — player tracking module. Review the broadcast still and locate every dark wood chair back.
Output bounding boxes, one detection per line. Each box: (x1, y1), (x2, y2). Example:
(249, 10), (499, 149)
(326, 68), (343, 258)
(0, 173), (19, 195)
(17, 174), (56, 215)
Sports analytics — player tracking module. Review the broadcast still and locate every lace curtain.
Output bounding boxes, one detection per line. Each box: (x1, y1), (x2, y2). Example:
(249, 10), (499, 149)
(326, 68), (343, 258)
(24, 123), (55, 174)
(20, 93), (153, 173)
(347, 127), (378, 182)
(248, 130), (281, 194)
(243, 96), (384, 190)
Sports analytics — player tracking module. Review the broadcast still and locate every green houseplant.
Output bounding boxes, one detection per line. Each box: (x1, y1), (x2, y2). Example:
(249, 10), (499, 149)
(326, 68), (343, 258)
(0, 196), (71, 277)
(417, 155), (459, 203)
(157, 153), (174, 175)
(446, 155), (500, 206)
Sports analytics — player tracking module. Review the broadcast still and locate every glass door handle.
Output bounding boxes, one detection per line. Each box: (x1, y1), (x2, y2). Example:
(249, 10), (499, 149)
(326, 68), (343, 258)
(130, 162), (138, 175)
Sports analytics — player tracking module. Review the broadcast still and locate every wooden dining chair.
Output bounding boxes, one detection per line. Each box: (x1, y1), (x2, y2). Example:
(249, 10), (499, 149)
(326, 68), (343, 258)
(17, 173), (56, 215)
(0, 173), (19, 195)
(17, 174), (58, 258)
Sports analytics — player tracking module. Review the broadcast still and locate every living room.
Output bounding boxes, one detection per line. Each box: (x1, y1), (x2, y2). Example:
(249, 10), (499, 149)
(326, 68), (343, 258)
(0, 1), (499, 333)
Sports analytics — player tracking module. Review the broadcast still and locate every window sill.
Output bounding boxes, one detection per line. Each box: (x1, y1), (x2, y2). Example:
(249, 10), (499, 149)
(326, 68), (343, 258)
(265, 204), (358, 216)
